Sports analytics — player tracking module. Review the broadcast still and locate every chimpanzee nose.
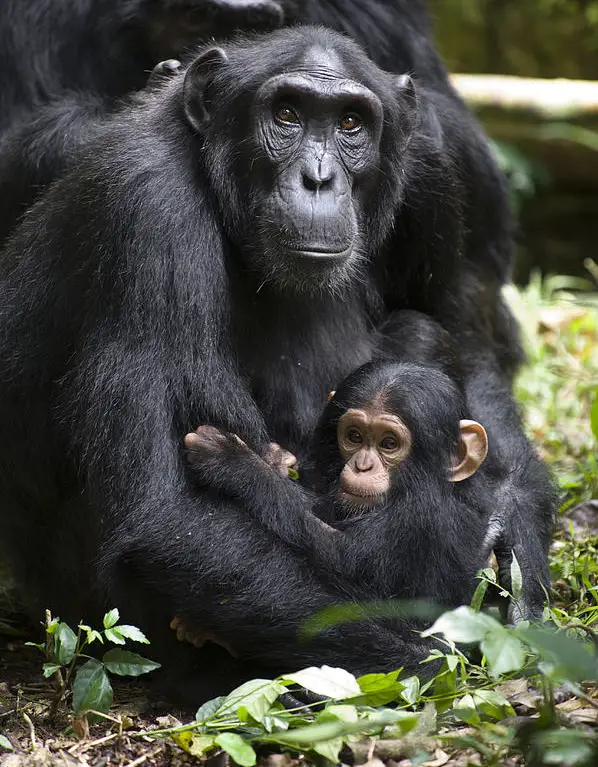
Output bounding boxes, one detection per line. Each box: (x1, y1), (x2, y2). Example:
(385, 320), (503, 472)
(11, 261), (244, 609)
(301, 156), (335, 192)
(354, 451), (374, 472)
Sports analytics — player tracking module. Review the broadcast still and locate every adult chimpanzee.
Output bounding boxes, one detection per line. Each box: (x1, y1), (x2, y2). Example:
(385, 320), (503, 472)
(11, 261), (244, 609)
(0, 28), (552, 702)
(184, 360), (491, 605)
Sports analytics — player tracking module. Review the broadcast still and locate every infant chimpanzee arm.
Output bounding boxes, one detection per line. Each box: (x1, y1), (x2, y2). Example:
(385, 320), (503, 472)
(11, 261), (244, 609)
(185, 426), (347, 567)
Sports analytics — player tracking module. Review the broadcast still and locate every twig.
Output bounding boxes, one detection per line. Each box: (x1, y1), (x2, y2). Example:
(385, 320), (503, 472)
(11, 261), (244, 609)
(68, 731), (119, 754)
(23, 712), (36, 751)
(124, 747), (162, 767)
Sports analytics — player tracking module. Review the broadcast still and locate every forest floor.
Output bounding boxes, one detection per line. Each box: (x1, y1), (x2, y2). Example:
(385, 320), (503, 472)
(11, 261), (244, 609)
(1, 272), (597, 767)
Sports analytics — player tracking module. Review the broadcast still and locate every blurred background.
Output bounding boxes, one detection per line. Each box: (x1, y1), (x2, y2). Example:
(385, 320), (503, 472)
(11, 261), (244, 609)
(430, 0), (598, 284)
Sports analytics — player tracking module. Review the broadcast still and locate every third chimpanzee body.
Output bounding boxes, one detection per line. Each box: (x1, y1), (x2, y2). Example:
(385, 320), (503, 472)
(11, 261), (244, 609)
(0, 27), (554, 702)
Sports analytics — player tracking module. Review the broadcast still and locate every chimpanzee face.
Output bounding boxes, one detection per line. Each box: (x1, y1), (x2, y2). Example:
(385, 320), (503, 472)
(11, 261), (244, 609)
(182, 34), (416, 292)
(250, 63), (384, 285)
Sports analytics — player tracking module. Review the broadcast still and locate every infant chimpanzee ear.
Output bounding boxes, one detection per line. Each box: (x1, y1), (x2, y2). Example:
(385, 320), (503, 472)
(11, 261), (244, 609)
(449, 420), (488, 482)
(183, 47), (228, 132)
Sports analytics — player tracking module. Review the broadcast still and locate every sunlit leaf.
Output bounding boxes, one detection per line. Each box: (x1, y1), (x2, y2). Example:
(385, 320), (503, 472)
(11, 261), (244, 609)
(104, 627), (126, 645)
(217, 679), (286, 722)
(481, 629), (527, 678)
(42, 663), (62, 678)
(0, 735), (13, 751)
(195, 696), (226, 723)
(103, 609), (120, 629)
(354, 670), (405, 706)
(421, 606), (500, 643)
(214, 733), (257, 766)
(113, 625), (149, 644)
(54, 622), (77, 665)
(510, 552), (523, 601)
(281, 666), (360, 699)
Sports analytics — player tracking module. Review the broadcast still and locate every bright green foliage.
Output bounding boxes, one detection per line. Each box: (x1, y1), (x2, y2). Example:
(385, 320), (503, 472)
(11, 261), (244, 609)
(27, 609), (160, 731)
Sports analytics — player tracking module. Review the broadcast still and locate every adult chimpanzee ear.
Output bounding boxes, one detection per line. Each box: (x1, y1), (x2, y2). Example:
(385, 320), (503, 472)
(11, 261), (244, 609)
(449, 420), (488, 482)
(183, 47), (228, 132)
(395, 74), (418, 138)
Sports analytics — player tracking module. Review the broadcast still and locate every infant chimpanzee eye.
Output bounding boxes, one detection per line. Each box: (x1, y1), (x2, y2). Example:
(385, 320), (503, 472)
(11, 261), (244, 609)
(380, 435), (398, 451)
(346, 427), (363, 444)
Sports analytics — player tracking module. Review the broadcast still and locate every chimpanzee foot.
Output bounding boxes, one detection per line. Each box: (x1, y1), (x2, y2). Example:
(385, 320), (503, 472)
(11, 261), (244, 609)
(170, 616), (238, 657)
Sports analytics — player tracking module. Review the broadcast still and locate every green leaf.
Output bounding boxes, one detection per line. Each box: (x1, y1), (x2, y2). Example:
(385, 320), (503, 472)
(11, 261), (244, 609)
(104, 627), (126, 645)
(216, 679), (286, 723)
(590, 392), (598, 441)
(472, 689), (515, 721)
(535, 729), (595, 766)
(195, 696), (226, 723)
(354, 670), (405, 706)
(470, 579), (488, 613)
(400, 675), (420, 705)
(313, 737), (344, 763)
(288, 468), (300, 480)
(481, 628), (527, 678)
(188, 735), (217, 757)
(112, 625), (149, 644)
(102, 649), (161, 676)
(42, 663), (62, 678)
(0, 735), (13, 751)
(214, 733), (257, 766)
(103, 608), (120, 629)
(453, 694), (481, 725)
(433, 659), (458, 713)
(318, 705), (358, 724)
(263, 708), (402, 747)
(422, 606), (501, 644)
(72, 660), (113, 714)
(510, 551), (523, 601)
(54, 622), (78, 665)
(24, 641), (45, 651)
(281, 666), (361, 699)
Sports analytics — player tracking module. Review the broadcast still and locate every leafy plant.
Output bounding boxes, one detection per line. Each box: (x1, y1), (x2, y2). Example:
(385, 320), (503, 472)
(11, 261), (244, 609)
(27, 608), (160, 735)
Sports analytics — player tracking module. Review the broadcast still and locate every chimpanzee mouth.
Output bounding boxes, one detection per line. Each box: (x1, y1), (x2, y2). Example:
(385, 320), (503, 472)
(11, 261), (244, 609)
(339, 489), (382, 505)
(287, 245), (353, 263)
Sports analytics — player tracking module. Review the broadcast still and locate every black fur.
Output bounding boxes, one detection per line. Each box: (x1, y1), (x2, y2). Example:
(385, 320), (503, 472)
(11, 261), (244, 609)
(0, 27), (554, 701)
(187, 358), (494, 608)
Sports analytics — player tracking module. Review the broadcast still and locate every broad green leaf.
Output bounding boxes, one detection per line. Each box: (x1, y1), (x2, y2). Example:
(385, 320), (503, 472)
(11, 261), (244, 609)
(102, 649), (161, 676)
(590, 393), (598, 441)
(195, 696), (226, 723)
(510, 552), (523, 601)
(42, 663), (62, 678)
(421, 606), (500, 643)
(472, 689), (515, 720)
(216, 679), (286, 722)
(432, 660), (458, 714)
(215, 733), (257, 767)
(103, 608), (120, 629)
(104, 628), (126, 645)
(72, 660), (113, 714)
(313, 737), (344, 763)
(481, 628), (527, 677)
(478, 567), (497, 584)
(112, 625), (149, 644)
(400, 675), (420, 705)
(453, 694), (481, 725)
(54, 622), (77, 665)
(0, 735), (13, 751)
(318, 705), (358, 724)
(470, 579), (488, 613)
(354, 670), (405, 706)
(282, 666), (360, 699)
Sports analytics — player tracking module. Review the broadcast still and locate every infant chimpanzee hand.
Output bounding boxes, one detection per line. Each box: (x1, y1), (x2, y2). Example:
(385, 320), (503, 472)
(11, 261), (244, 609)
(184, 425), (297, 477)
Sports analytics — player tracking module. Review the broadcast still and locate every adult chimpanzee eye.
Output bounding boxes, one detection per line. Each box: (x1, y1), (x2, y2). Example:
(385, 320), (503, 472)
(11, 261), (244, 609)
(380, 435), (398, 451)
(274, 105), (300, 126)
(346, 427), (363, 444)
(338, 113), (362, 133)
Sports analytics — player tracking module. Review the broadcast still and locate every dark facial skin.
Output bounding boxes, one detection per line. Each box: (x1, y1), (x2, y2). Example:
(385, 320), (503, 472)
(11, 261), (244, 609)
(254, 65), (384, 264)
(337, 407), (411, 503)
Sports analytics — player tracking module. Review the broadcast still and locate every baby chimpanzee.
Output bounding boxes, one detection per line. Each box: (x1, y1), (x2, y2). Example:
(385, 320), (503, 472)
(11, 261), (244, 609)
(183, 360), (491, 608)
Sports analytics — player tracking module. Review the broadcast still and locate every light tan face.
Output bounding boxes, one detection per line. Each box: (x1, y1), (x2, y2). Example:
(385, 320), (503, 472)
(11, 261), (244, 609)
(336, 408), (489, 507)
(337, 408), (412, 504)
